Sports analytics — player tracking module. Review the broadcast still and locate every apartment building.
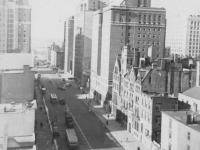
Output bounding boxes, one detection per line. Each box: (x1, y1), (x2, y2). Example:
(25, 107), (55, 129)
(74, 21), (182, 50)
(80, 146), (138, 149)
(166, 14), (200, 57)
(0, 0), (31, 53)
(64, 16), (74, 76)
(90, 0), (166, 106)
(161, 111), (200, 150)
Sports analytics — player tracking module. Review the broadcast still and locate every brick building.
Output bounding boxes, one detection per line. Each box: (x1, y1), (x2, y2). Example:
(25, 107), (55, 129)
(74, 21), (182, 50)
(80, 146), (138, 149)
(90, 0), (166, 106)
(0, 65), (34, 104)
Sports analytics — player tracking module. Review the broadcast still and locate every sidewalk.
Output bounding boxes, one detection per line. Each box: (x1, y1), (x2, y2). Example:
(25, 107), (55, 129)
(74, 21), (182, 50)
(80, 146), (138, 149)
(35, 81), (55, 150)
(82, 93), (149, 150)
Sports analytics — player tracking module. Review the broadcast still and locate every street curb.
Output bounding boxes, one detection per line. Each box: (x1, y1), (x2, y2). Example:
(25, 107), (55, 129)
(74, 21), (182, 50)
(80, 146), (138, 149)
(43, 97), (59, 150)
(82, 99), (125, 150)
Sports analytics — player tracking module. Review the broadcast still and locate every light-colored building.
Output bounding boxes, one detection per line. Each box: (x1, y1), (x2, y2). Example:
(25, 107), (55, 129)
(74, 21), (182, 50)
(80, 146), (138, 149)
(91, 0), (166, 106)
(51, 50), (64, 70)
(0, 53), (33, 69)
(161, 111), (200, 150)
(0, 0), (31, 53)
(0, 65), (35, 104)
(0, 102), (36, 150)
(73, 0), (109, 86)
(64, 16), (74, 76)
(165, 14), (200, 57)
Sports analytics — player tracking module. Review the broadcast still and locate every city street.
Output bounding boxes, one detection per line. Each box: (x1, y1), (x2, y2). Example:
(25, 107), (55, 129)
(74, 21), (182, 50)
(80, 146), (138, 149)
(40, 74), (122, 150)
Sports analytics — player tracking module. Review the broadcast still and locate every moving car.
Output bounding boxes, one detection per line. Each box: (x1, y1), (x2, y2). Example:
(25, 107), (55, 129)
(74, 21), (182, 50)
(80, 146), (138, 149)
(65, 111), (74, 128)
(66, 83), (71, 87)
(50, 94), (58, 104)
(59, 98), (65, 105)
(58, 85), (66, 90)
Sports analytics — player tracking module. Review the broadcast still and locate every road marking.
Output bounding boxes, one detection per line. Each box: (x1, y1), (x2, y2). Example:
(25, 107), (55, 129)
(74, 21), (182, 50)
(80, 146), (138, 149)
(65, 104), (92, 150)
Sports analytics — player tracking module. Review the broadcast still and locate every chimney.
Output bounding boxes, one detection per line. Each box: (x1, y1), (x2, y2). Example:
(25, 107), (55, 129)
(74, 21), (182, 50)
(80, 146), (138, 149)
(152, 63), (157, 69)
(134, 48), (140, 67)
(164, 92), (168, 98)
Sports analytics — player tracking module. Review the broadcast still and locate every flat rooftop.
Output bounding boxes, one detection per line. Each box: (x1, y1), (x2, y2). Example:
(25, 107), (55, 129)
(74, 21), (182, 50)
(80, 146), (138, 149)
(181, 86), (200, 100)
(163, 111), (200, 132)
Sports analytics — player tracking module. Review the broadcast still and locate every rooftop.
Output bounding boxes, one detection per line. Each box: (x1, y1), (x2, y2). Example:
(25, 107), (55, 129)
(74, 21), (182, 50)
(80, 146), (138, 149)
(181, 86), (200, 100)
(163, 111), (200, 132)
(0, 101), (36, 137)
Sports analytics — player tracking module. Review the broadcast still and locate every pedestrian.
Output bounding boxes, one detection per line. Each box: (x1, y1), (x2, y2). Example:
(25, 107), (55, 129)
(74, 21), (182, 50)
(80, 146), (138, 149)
(87, 101), (90, 106)
(107, 114), (109, 119)
(40, 122), (43, 128)
(86, 96), (87, 100)
(106, 120), (108, 125)
(89, 99), (91, 103)
(137, 146), (140, 150)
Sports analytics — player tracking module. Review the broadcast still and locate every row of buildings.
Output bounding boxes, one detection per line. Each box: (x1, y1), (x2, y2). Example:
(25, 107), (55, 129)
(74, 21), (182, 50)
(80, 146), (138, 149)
(111, 44), (200, 150)
(62, 0), (200, 150)
(0, 53), (36, 149)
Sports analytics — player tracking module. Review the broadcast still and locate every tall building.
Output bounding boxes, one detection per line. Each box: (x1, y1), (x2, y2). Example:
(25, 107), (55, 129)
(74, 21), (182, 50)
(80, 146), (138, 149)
(64, 16), (74, 76)
(0, 0), (31, 53)
(90, 0), (166, 105)
(73, 0), (109, 86)
(165, 14), (200, 57)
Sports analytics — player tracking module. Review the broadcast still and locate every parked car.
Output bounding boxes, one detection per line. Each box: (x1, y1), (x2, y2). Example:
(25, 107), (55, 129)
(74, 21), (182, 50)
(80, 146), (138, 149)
(59, 98), (65, 105)
(61, 78), (66, 81)
(53, 126), (60, 136)
(66, 83), (71, 87)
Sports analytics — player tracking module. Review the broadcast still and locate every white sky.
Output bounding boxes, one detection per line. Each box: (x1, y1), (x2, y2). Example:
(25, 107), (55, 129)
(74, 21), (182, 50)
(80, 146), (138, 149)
(29, 0), (200, 48)
(29, 0), (79, 47)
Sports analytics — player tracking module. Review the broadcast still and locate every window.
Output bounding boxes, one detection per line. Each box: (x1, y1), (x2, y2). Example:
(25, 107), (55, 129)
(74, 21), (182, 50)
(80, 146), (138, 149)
(155, 104), (160, 111)
(128, 33), (130, 36)
(187, 132), (190, 140)
(187, 145), (190, 150)
(138, 28), (141, 31)
(169, 119), (172, 129)
(169, 131), (172, 139)
(168, 144), (171, 150)
(145, 129), (149, 136)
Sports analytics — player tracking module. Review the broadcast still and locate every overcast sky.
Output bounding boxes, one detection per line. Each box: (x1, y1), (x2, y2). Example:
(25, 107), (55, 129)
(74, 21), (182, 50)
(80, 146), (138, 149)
(29, 0), (79, 47)
(29, 0), (200, 48)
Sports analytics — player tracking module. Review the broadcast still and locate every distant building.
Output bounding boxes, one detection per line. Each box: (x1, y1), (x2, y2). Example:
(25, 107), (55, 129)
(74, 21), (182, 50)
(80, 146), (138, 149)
(73, 0), (109, 86)
(164, 46), (171, 58)
(51, 50), (64, 70)
(0, 65), (35, 104)
(0, 102), (36, 149)
(64, 16), (74, 76)
(90, 0), (166, 106)
(0, 0), (31, 53)
(161, 110), (200, 150)
(166, 14), (200, 57)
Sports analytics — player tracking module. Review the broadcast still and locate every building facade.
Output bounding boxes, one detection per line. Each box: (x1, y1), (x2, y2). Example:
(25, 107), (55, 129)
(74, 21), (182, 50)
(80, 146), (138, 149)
(161, 111), (200, 150)
(166, 14), (200, 57)
(64, 16), (74, 76)
(51, 50), (64, 70)
(90, 0), (166, 106)
(0, 65), (34, 104)
(0, 0), (31, 53)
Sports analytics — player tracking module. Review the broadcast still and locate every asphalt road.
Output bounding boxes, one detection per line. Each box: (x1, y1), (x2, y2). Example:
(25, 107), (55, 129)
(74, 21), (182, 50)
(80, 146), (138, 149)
(41, 75), (121, 150)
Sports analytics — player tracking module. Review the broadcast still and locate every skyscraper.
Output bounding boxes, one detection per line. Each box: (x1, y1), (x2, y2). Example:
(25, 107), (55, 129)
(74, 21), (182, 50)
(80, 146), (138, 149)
(0, 0), (31, 53)
(73, 0), (109, 86)
(64, 16), (74, 76)
(90, 0), (166, 105)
